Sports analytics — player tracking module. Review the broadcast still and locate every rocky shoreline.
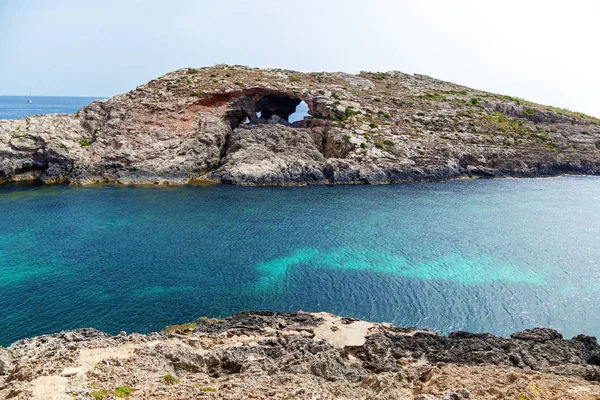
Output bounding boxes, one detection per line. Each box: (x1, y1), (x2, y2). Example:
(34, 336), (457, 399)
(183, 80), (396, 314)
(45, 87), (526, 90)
(1, 65), (599, 187)
(1, 311), (599, 399)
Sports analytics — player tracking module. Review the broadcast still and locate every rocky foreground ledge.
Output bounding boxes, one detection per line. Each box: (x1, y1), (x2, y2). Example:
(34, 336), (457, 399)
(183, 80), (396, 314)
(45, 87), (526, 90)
(1, 312), (599, 399)
(1, 65), (600, 186)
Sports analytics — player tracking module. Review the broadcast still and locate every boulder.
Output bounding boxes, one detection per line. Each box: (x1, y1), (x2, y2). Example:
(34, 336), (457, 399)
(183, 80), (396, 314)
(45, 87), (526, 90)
(511, 328), (563, 342)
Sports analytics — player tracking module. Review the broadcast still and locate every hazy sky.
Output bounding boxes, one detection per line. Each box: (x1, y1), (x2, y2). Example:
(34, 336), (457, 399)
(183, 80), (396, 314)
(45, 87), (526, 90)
(1, 0), (598, 117)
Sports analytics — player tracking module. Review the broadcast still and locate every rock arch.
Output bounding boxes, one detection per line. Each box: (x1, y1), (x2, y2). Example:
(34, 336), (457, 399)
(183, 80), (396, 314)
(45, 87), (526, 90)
(214, 90), (312, 130)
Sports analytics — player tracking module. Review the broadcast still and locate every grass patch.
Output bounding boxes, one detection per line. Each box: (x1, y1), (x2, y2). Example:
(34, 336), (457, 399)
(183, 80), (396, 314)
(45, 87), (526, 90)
(90, 389), (108, 399)
(114, 386), (133, 397)
(203, 387), (216, 392)
(188, 68), (199, 74)
(164, 322), (198, 335)
(190, 92), (201, 97)
(289, 76), (301, 82)
(531, 132), (551, 143)
(162, 373), (180, 385)
(331, 92), (340, 100)
(470, 97), (480, 106)
(523, 108), (536, 117)
(360, 142), (367, 149)
(483, 111), (527, 134)
(234, 81), (243, 86)
(80, 138), (93, 147)
(442, 89), (468, 95)
(369, 123), (378, 129)
(501, 95), (523, 104)
(419, 92), (448, 102)
(383, 139), (394, 146)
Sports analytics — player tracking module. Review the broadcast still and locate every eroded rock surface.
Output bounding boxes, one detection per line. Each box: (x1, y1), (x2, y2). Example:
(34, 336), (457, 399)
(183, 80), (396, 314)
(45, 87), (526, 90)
(1, 311), (599, 399)
(1, 65), (599, 186)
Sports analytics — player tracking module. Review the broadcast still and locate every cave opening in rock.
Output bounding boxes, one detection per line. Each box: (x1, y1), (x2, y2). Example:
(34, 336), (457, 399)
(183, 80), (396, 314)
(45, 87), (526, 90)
(289, 101), (311, 124)
(225, 92), (312, 130)
(255, 94), (300, 122)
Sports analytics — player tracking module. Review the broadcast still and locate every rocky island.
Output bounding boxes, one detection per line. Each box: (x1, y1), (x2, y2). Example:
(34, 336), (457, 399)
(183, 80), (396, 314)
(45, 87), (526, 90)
(2, 67), (600, 399)
(1, 312), (599, 399)
(1, 65), (599, 186)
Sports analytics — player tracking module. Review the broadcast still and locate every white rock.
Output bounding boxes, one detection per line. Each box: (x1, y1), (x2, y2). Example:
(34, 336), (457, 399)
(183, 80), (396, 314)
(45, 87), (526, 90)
(60, 367), (82, 377)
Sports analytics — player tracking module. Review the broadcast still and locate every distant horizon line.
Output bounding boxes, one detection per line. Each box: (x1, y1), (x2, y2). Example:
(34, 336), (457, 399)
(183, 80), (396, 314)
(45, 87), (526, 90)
(0, 94), (108, 98)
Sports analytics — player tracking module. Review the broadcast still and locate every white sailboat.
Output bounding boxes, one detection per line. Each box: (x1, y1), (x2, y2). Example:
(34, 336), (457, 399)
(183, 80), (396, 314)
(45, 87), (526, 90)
(28, 87), (33, 103)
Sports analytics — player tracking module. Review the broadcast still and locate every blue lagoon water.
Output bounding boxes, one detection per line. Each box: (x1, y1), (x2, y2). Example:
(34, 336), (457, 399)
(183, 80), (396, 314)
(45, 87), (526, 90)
(1, 97), (599, 346)
(1, 178), (600, 346)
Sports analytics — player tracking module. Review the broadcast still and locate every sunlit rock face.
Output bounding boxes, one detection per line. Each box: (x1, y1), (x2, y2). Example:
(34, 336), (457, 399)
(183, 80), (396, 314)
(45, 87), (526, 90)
(1, 64), (599, 186)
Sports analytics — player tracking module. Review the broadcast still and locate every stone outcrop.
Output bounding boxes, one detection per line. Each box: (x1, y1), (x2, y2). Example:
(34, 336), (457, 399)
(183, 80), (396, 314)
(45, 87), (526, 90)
(1, 311), (599, 399)
(1, 65), (599, 186)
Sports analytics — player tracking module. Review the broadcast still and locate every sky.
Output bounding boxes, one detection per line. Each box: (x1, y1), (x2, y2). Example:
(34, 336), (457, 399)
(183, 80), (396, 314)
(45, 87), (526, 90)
(0, 0), (598, 117)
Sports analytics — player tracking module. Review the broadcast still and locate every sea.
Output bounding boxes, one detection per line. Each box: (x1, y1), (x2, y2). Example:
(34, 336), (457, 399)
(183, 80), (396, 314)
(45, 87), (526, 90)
(0, 97), (599, 346)
(0, 95), (103, 120)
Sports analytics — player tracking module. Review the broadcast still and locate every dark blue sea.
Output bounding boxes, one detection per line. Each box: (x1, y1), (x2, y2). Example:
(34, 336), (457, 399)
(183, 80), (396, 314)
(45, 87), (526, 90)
(0, 96), (103, 120)
(0, 98), (599, 347)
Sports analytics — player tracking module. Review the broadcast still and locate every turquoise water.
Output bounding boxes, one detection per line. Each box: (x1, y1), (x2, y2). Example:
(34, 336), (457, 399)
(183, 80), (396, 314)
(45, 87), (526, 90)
(1, 178), (599, 346)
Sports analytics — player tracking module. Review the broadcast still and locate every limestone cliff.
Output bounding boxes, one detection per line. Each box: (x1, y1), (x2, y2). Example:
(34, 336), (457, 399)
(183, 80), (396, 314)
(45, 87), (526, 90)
(1, 312), (599, 399)
(1, 65), (599, 185)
